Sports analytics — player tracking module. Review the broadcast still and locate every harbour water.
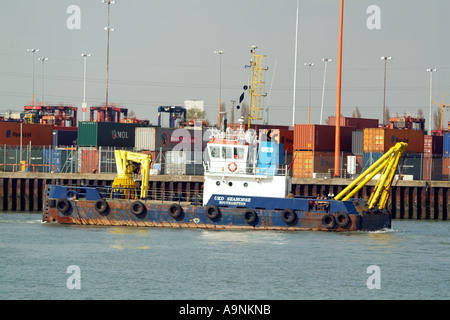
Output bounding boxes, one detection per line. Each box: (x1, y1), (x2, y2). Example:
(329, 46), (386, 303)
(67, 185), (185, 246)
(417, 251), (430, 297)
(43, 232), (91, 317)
(0, 212), (448, 300)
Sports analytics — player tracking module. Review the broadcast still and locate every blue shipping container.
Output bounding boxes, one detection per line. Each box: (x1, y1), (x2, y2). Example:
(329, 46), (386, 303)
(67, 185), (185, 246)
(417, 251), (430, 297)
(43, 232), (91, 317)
(444, 133), (450, 158)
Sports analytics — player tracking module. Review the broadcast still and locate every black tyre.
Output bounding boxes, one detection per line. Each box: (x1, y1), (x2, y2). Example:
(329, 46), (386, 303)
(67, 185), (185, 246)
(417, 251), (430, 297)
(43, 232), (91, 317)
(130, 201), (146, 215)
(281, 208), (297, 225)
(205, 204), (220, 220)
(169, 203), (183, 219)
(322, 214), (336, 229)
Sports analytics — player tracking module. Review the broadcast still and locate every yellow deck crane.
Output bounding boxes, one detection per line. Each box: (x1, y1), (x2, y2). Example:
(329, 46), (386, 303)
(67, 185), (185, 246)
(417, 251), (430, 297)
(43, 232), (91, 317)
(112, 150), (151, 199)
(334, 142), (408, 210)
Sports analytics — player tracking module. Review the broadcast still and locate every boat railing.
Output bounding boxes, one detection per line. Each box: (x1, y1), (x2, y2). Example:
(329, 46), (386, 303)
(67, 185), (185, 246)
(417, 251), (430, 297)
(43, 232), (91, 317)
(203, 161), (290, 177)
(62, 185), (204, 205)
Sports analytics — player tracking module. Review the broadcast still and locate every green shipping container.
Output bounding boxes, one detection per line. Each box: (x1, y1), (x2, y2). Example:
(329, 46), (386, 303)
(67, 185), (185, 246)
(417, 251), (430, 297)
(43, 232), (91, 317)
(78, 122), (149, 147)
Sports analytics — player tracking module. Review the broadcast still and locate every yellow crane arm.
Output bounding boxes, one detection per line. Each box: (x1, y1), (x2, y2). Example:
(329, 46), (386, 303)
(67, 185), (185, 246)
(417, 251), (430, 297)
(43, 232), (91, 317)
(113, 150), (152, 199)
(334, 142), (408, 210)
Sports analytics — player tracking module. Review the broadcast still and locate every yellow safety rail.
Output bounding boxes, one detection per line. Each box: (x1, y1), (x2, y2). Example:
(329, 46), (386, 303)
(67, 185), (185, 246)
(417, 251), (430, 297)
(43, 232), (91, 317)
(112, 150), (151, 199)
(334, 142), (408, 210)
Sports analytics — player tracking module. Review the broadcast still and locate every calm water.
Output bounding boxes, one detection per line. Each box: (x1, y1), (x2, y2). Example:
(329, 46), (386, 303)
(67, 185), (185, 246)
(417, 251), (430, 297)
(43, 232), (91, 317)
(0, 212), (448, 300)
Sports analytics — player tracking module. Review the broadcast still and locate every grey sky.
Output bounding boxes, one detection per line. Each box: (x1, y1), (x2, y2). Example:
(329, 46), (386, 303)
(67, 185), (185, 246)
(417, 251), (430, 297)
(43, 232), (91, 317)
(0, 0), (448, 128)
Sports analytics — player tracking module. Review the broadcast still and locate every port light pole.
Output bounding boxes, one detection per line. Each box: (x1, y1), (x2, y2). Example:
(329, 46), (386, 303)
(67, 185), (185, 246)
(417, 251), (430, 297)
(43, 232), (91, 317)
(426, 68), (437, 134)
(304, 62), (314, 124)
(334, 0), (344, 177)
(320, 58), (332, 125)
(27, 49), (39, 107)
(38, 57), (48, 106)
(81, 53), (91, 121)
(292, 0), (299, 127)
(103, 0), (115, 119)
(214, 50), (224, 129)
(381, 56), (392, 127)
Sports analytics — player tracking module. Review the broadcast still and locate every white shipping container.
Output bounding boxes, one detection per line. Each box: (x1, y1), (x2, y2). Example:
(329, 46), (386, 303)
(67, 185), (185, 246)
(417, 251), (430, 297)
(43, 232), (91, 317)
(165, 150), (186, 175)
(135, 127), (156, 151)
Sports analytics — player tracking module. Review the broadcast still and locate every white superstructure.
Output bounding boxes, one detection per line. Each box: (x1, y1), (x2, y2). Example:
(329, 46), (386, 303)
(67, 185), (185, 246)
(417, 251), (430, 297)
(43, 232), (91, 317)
(202, 119), (292, 205)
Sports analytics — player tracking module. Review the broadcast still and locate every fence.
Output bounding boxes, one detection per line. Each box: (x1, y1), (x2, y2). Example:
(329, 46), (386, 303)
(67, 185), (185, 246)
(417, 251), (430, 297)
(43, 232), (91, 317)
(0, 144), (449, 181)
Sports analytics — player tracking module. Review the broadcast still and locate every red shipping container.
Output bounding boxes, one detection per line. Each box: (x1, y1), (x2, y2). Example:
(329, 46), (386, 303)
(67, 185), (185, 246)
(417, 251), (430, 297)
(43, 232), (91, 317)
(0, 122), (53, 146)
(423, 135), (443, 156)
(363, 128), (424, 153)
(443, 157), (450, 180)
(328, 116), (378, 129)
(79, 148), (99, 173)
(294, 124), (355, 152)
(423, 156), (443, 181)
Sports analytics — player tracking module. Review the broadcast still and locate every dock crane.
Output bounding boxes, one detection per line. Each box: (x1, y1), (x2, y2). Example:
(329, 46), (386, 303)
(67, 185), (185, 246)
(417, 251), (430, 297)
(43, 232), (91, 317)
(432, 94), (449, 130)
(334, 142), (408, 210)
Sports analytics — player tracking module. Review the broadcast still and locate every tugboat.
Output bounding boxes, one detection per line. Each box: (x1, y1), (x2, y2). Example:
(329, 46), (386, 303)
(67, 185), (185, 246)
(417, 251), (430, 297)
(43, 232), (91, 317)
(43, 120), (407, 231)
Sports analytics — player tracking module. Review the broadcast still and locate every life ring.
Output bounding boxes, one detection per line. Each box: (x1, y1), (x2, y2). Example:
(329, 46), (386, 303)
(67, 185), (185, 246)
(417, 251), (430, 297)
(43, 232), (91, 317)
(228, 162), (237, 172)
(130, 201), (146, 216)
(95, 199), (109, 214)
(336, 212), (350, 227)
(281, 208), (297, 225)
(169, 203), (183, 219)
(205, 204), (220, 220)
(322, 214), (336, 229)
(56, 198), (70, 214)
(243, 209), (257, 225)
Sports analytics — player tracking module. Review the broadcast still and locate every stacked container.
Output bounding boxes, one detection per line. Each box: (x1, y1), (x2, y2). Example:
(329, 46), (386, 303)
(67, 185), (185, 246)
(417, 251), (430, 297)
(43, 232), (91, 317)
(292, 124), (355, 178)
(443, 133), (450, 180)
(362, 128), (425, 180)
(423, 135), (443, 180)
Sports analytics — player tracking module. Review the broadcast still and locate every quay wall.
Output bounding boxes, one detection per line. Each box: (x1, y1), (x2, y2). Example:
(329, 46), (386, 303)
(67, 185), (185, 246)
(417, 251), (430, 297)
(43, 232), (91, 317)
(0, 172), (448, 220)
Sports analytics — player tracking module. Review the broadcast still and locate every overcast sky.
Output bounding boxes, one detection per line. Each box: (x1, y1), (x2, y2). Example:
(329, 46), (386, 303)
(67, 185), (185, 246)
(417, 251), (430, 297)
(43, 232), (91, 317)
(0, 0), (448, 128)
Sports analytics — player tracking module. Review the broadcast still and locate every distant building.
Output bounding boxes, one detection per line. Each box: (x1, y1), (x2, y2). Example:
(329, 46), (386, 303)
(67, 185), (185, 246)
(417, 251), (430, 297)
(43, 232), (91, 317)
(184, 100), (204, 111)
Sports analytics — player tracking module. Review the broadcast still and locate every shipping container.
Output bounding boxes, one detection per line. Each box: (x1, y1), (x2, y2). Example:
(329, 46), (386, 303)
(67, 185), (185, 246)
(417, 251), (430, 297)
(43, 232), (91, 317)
(292, 150), (350, 178)
(424, 135), (443, 156)
(0, 122), (53, 146)
(294, 124), (355, 152)
(363, 128), (424, 153)
(351, 130), (364, 155)
(165, 150), (186, 175)
(443, 157), (450, 180)
(423, 156), (443, 181)
(52, 129), (77, 147)
(444, 133), (450, 157)
(78, 147), (99, 173)
(328, 116), (378, 129)
(78, 121), (150, 147)
(362, 152), (423, 180)
(43, 149), (77, 173)
(135, 127), (212, 152)
(259, 128), (293, 152)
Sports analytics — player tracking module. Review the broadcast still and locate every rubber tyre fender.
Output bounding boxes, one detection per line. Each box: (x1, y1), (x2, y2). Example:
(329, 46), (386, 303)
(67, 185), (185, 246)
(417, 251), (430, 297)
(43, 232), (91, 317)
(95, 199), (109, 214)
(281, 208), (297, 225)
(56, 198), (70, 214)
(169, 203), (183, 219)
(205, 204), (220, 220)
(322, 214), (336, 229)
(243, 209), (257, 225)
(335, 212), (350, 227)
(130, 201), (146, 216)
(48, 199), (56, 208)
